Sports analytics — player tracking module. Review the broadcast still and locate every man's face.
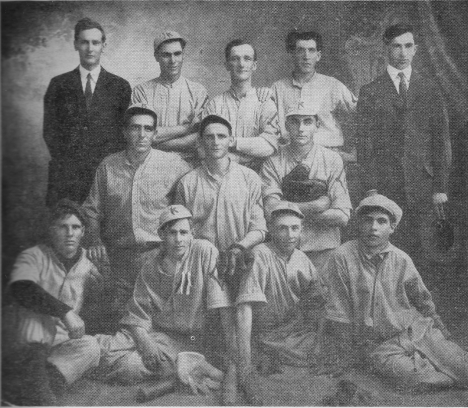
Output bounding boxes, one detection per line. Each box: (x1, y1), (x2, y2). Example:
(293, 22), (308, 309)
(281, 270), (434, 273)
(124, 114), (156, 154)
(50, 214), (85, 259)
(74, 28), (105, 70)
(270, 213), (302, 256)
(292, 39), (321, 75)
(225, 44), (257, 82)
(286, 115), (318, 146)
(358, 210), (395, 249)
(200, 123), (233, 160)
(161, 218), (193, 259)
(155, 41), (184, 79)
(386, 32), (417, 70)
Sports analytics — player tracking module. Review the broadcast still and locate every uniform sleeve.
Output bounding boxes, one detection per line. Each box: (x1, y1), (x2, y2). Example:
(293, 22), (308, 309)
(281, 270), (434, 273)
(167, 158), (192, 204)
(9, 249), (42, 284)
(119, 263), (157, 331)
(205, 244), (232, 309)
(202, 97), (218, 119)
(81, 162), (106, 221)
(301, 262), (327, 311)
(258, 99), (280, 151)
(236, 250), (268, 305)
(174, 177), (188, 207)
(131, 83), (148, 105)
(325, 253), (353, 324)
(260, 157), (283, 199)
(191, 84), (209, 125)
(333, 80), (357, 114)
(355, 85), (374, 168)
(327, 153), (352, 217)
(247, 174), (267, 233)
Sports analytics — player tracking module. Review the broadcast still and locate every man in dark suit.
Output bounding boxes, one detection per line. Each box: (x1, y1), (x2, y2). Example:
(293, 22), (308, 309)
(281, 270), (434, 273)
(44, 18), (131, 206)
(356, 23), (451, 287)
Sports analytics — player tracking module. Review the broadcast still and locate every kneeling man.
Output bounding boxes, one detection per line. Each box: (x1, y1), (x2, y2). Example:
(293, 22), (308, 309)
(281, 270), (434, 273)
(236, 201), (326, 403)
(323, 191), (468, 391)
(3, 199), (101, 405)
(96, 205), (230, 385)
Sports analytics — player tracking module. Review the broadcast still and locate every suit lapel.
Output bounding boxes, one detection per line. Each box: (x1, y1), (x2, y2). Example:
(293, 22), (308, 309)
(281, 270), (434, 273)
(381, 71), (405, 111)
(407, 70), (423, 107)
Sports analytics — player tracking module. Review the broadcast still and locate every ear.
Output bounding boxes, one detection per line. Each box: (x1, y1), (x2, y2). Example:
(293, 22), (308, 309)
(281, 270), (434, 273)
(252, 60), (258, 72)
(102, 41), (107, 53)
(316, 50), (322, 62)
(413, 44), (418, 55)
(154, 51), (160, 63)
(151, 128), (158, 144)
(224, 60), (230, 71)
(389, 222), (397, 234)
(74, 40), (79, 52)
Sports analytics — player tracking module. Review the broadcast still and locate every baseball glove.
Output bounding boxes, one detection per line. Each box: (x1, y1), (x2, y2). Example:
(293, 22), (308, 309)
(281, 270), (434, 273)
(281, 163), (328, 202)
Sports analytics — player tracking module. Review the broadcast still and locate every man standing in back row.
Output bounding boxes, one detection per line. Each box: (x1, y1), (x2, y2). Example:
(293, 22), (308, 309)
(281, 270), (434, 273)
(271, 30), (357, 163)
(356, 24), (451, 287)
(44, 18), (131, 205)
(131, 31), (208, 161)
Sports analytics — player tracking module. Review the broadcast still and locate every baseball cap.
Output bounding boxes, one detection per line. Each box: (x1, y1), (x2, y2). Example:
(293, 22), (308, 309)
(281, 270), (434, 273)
(124, 103), (158, 125)
(355, 190), (403, 226)
(285, 101), (318, 118)
(199, 114), (232, 136)
(154, 31), (186, 51)
(158, 205), (192, 230)
(270, 201), (305, 219)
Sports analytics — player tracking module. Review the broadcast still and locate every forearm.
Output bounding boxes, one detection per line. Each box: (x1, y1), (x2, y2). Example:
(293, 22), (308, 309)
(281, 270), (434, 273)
(155, 132), (198, 152)
(296, 196), (332, 217)
(128, 325), (154, 353)
(152, 125), (193, 144)
(236, 303), (253, 367)
(235, 137), (275, 158)
(312, 208), (349, 228)
(237, 230), (264, 250)
(10, 280), (72, 318)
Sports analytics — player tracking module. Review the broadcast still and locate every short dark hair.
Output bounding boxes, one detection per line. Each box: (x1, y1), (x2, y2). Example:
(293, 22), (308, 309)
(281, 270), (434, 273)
(74, 18), (106, 43)
(383, 23), (414, 45)
(286, 31), (323, 53)
(50, 199), (87, 228)
(224, 39), (257, 61)
(123, 108), (157, 128)
(199, 115), (232, 137)
(357, 205), (396, 225)
(155, 38), (187, 53)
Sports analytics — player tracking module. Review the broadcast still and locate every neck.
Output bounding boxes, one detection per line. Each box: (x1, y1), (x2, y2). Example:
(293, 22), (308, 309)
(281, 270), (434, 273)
(126, 149), (150, 166)
(205, 156), (230, 175)
(56, 248), (80, 261)
(274, 245), (294, 261)
(81, 62), (99, 72)
(293, 70), (315, 84)
(289, 141), (314, 157)
(231, 79), (252, 98)
(360, 241), (389, 257)
(160, 72), (180, 84)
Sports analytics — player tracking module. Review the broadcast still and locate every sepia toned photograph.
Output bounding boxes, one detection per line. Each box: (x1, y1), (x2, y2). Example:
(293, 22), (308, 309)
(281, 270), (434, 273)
(2, 0), (468, 406)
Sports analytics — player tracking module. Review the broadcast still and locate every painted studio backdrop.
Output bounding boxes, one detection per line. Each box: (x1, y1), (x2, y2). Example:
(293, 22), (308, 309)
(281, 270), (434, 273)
(2, 0), (468, 282)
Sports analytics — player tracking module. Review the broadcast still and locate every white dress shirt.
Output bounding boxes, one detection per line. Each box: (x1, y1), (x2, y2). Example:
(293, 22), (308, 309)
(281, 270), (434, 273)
(387, 65), (412, 94)
(79, 65), (101, 94)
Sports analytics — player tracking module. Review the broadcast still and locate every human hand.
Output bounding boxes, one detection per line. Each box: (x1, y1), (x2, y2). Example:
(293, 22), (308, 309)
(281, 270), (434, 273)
(177, 352), (223, 395)
(432, 193), (448, 219)
(87, 245), (108, 264)
(140, 342), (166, 372)
(63, 310), (85, 339)
(256, 87), (272, 103)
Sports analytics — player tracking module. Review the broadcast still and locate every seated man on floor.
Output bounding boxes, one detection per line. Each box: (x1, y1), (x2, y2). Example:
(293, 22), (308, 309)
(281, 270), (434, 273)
(322, 190), (468, 391)
(3, 199), (102, 406)
(95, 205), (229, 389)
(236, 201), (326, 404)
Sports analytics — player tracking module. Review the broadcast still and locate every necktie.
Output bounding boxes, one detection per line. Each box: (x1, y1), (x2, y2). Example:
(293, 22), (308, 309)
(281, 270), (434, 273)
(85, 73), (93, 110)
(398, 72), (407, 106)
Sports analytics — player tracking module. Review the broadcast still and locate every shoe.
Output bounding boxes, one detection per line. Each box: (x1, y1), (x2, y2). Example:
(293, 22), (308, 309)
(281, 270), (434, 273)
(238, 365), (264, 406)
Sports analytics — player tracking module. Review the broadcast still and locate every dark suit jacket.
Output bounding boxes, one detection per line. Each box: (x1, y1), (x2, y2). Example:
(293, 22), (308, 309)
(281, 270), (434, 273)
(44, 66), (131, 205)
(356, 70), (451, 207)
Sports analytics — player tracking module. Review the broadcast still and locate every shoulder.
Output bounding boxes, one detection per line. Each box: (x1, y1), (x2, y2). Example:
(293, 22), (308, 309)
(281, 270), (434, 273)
(133, 77), (159, 91)
(250, 243), (273, 261)
(49, 69), (78, 83)
(315, 145), (343, 165)
(181, 77), (207, 93)
(99, 151), (126, 167)
(272, 77), (292, 90)
(101, 68), (130, 86)
(178, 165), (204, 186)
(191, 239), (218, 256)
(232, 162), (262, 183)
(46, 69), (79, 91)
(332, 240), (359, 261)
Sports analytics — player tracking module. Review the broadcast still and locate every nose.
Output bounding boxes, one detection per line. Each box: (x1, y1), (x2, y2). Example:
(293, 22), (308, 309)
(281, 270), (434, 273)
(175, 232), (183, 243)
(371, 220), (379, 231)
(298, 121), (307, 132)
(66, 226), (74, 236)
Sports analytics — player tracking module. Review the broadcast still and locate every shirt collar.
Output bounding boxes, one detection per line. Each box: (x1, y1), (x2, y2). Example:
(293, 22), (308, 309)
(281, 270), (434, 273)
(228, 86), (256, 100)
(157, 75), (183, 88)
(291, 71), (317, 88)
(286, 142), (317, 164)
(202, 158), (233, 180)
(387, 64), (412, 82)
(359, 241), (396, 261)
(79, 64), (101, 83)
